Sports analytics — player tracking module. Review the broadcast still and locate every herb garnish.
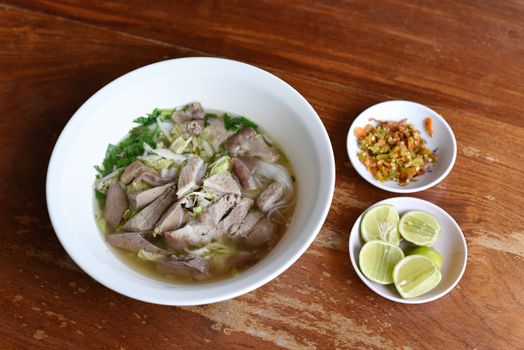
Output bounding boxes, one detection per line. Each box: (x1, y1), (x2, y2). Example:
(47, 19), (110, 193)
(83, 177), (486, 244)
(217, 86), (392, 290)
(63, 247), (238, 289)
(223, 113), (258, 132)
(95, 111), (160, 176)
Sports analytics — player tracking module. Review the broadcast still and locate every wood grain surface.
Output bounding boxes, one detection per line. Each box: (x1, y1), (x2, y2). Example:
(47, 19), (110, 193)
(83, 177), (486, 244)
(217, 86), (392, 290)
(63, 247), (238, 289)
(1, 1), (523, 349)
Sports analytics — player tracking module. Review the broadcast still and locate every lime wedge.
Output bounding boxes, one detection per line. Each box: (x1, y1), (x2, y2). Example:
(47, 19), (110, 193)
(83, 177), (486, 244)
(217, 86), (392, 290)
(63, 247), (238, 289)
(359, 240), (404, 284)
(399, 211), (441, 246)
(361, 204), (400, 244)
(393, 255), (442, 298)
(406, 246), (442, 269)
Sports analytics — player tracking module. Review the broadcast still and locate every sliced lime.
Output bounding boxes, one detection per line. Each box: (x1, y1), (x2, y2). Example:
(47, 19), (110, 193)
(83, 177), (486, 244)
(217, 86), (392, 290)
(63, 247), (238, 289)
(406, 246), (442, 269)
(399, 210), (441, 246)
(393, 255), (442, 298)
(359, 240), (405, 284)
(361, 204), (400, 244)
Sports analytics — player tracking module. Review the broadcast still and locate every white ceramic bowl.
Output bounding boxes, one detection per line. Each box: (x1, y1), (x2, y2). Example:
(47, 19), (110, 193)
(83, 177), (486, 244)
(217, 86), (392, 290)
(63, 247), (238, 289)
(347, 100), (456, 193)
(46, 57), (335, 305)
(348, 197), (467, 304)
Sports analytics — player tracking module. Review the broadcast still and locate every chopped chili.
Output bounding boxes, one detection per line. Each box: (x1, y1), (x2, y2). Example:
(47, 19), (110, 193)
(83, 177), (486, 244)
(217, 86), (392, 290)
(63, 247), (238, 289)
(354, 119), (437, 186)
(424, 117), (433, 137)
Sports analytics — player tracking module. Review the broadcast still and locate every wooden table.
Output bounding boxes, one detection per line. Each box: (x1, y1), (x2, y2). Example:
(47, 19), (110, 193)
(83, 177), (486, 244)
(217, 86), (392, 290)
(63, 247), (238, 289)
(2, 1), (523, 349)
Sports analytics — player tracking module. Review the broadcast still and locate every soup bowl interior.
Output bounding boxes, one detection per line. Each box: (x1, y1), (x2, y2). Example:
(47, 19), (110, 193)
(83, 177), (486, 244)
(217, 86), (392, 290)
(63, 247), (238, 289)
(46, 58), (335, 305)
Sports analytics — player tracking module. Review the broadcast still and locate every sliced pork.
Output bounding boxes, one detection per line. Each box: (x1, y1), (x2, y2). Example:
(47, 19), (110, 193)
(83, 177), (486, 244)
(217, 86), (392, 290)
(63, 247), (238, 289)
(243, 218), (277, 248)
(186, 102), (205, 120)
(171, 110), (191, 124)
(226, 127), (278, 162)
(107, 232), (168, 255)
(156, 254), (209, 280)
(206, 118), (234, 151)
(256, 181), (285, 213)
(104, 182), (128, 228)
(164, 223), (215, 248)
(198, 194), (240, 227)
(123, 184), (177, 231)
(177, 155), (206, 198)
(230, 210), (264, 238)
(171, 102), (205, 130)
(231, 157), (257, 190)
(120, 160), (144, 185)
(218, 197), (253, 233)
(120, 160), (173, 186)
(154, 199), (189, 233)
(186, 119), (205, 135)
(226, 127), (257, 153)
(137, 171), (174, 187)
(165, 194), (240, 248)
(203, 172), (242, 196)
(249, 138), (279, 162)
(128, 182), (174, 211)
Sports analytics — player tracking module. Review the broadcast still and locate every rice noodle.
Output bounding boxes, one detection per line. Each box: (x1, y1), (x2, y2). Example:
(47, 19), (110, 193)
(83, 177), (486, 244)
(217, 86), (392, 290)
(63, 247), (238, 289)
(253, 159), (293, 201)
(253, 159), (295, 222)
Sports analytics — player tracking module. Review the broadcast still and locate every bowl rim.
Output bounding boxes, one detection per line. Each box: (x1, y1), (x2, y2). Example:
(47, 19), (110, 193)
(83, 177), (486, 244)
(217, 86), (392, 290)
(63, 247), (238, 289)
(346, 100), (457, 193)
(46, 57), (336, 305)
(348, 197), (468, 304)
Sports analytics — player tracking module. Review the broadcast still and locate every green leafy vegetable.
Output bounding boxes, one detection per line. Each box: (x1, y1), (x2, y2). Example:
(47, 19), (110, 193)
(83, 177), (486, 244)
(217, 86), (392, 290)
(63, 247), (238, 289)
(158, 108), (173, 119)
(187, 242), (236, 259)
(223, 113), (258, 132)
(170, 136), (192, 154)
(126, 180), (152, 193)
(95, 190), (107, 208)
(137, 249), (164, 261)
(96, 123), (159, 176)
(94, 166), (104, 176)
(192, 206), (203, 215)
(209, 156), (230, 176)
(201, 139), (214, 159)
(139, 157), (174, 170)
(133, 109), (161, 126)
(205, 113), (218, 127)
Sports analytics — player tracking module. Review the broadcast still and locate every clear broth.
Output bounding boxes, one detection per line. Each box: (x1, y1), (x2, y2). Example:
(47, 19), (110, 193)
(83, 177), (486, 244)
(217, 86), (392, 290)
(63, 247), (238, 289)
(94, 107), (296, 284)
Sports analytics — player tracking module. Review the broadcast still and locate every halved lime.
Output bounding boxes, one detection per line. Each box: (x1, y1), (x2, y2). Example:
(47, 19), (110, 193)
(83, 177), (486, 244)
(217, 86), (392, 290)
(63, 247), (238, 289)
(361, 204), (400, 244)
(393, 255), (442, 298)
(399, 211), (441, 246)
(359, 240), (404, 284)
(406, 246), (442, 269)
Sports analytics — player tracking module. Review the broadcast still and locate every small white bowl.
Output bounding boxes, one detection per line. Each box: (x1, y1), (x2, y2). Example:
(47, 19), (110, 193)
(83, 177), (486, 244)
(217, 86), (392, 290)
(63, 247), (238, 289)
(46, 58), (335, 305)
(346, 100), (456, 193)
(348, 197), (467, 304)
